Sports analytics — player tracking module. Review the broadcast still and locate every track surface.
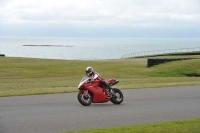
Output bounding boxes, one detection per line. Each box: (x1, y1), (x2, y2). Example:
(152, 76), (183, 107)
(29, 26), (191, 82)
(0, 86), (200, 133)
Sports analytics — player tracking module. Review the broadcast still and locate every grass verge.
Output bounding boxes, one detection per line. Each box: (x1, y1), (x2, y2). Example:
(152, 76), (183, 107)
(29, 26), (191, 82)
(63, 118), (200, 133)
(0, 57), (200, 97)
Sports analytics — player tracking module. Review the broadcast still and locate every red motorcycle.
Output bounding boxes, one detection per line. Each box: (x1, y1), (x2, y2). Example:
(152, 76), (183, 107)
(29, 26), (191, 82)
(77, 76), (124, 106)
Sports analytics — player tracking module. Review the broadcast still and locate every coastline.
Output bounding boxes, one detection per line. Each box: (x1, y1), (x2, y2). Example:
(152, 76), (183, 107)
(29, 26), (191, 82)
(22, 45), (73, 47)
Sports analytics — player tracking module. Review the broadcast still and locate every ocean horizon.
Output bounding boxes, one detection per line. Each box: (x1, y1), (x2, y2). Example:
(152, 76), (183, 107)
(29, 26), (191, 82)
(0, 36), (200, 60)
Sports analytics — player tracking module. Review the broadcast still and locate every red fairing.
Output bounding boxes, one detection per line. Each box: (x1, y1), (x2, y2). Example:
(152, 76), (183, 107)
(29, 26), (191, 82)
(79, 78), (110, 103)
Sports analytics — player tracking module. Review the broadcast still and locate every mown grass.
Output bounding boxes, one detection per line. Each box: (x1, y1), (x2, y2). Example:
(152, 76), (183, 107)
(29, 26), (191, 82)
(64, 119), (200, 133)
(149, 59), (200, 77)
(0, 57), (200, 97)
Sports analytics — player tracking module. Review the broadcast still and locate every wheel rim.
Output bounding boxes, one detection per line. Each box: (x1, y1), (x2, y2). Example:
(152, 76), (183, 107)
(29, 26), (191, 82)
(115, 92), (122, 101)
(80, 94), (91, 104)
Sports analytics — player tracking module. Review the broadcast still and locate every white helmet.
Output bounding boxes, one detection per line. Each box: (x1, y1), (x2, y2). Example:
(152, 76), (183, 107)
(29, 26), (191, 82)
(85, 67), (94, 77)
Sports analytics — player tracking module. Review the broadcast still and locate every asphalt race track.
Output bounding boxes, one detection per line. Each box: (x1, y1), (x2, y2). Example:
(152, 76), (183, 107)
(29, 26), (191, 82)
(0, 86), (200, 133)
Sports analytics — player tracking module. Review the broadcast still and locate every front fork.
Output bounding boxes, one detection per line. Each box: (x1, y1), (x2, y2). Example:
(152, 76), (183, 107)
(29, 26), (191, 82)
(109, 89), (118, 98)
(80, 90), (89, 97)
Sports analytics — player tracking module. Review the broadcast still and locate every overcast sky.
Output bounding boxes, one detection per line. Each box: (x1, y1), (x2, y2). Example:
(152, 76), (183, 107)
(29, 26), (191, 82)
(0, 0), (200, 37)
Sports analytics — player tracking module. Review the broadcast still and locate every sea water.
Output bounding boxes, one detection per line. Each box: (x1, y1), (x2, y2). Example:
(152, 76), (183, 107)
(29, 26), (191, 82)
(0, 37), (200, 60)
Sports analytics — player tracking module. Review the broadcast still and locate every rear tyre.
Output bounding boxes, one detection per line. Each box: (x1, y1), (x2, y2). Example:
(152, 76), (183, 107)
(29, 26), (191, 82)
(77, 91), (92, 106)
(110, 88), (123, 104)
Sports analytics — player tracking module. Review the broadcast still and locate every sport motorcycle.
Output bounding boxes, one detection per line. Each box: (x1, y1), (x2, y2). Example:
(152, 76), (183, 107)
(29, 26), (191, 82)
(77, 76), (124, 106)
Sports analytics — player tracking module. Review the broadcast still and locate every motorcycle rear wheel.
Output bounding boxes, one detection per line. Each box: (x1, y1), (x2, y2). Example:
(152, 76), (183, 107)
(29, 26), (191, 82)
(77, 91), (92, 106)
(110, 88), (123, 104)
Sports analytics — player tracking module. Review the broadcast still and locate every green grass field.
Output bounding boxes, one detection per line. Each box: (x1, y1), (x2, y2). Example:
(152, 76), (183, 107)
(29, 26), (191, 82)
(0, 56), (200, 133)
(0, 57), (200, 97)
(63, 119), (200, 133)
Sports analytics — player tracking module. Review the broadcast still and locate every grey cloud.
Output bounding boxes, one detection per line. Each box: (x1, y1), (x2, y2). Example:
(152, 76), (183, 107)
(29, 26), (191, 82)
(2, 0), (200, 26)
(0, 0), (11, 5)
(1, 0), (200, 37)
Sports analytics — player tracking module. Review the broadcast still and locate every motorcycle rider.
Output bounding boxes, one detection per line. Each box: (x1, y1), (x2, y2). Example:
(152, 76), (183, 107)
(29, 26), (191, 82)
(85, 66), (112, 96)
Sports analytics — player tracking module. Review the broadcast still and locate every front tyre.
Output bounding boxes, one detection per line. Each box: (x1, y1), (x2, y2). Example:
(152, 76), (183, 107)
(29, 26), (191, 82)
(110, 88), (123, 104)
(77, 91), (92, 106)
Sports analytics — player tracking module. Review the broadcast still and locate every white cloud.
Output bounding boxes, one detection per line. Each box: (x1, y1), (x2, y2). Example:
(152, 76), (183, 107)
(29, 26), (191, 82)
(1, 0), (200, 28)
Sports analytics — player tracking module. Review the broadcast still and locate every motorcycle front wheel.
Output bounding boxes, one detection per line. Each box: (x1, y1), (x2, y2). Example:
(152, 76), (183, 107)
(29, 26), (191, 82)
(77, 91), (92, 106)
(110, 88), (123, 104)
